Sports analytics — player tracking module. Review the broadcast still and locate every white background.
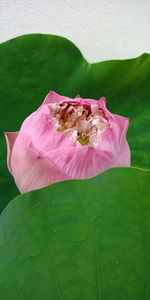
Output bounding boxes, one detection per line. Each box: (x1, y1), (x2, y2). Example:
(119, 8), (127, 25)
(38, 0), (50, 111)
(0, 0), (150, 62)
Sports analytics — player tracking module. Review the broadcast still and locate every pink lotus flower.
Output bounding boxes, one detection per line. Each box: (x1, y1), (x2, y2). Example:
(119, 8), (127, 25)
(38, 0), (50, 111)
(5, 91), (130, 193)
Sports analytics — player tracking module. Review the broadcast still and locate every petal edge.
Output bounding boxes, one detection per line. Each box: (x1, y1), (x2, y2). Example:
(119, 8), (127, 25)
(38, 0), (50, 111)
(4, 131), (19, 174)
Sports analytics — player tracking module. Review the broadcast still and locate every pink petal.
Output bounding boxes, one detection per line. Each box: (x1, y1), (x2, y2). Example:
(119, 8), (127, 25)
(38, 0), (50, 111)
(98, 97), (107, 110)
(100, 127), (118, 157)
(47, 145), (116, 180)
(41, 90), (72, 106)
(113, 113), (129, 133)
(42, 91), (98, 107)
(98, 97), (130, 149)
(11, 132), (70, 193)
(19, 104), (74, 156)
(4, 131), (19, 174)
(116, 117), (131, 166)
(98, 97), (129, 133)
(111, 114), (130, 166)
(98, 98), (130, 166)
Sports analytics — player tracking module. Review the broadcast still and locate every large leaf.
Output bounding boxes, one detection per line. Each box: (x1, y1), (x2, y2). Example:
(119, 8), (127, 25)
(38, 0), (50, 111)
(0, 167), (150, 299)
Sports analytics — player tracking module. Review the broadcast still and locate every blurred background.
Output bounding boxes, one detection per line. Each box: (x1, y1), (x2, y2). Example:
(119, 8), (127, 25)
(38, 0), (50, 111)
(0, 0), (150, 62)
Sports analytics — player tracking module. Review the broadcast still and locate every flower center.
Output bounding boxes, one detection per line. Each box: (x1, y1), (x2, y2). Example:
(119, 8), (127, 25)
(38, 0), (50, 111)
(49, 101), (109, 146)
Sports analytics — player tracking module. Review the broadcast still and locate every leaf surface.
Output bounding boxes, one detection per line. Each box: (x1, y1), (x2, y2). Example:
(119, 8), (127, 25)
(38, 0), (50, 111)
(0, 167), (150, 299)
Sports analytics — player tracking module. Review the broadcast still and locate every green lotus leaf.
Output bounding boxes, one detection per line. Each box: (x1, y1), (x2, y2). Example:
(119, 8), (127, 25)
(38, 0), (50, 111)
(0, 167), (150, 299)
